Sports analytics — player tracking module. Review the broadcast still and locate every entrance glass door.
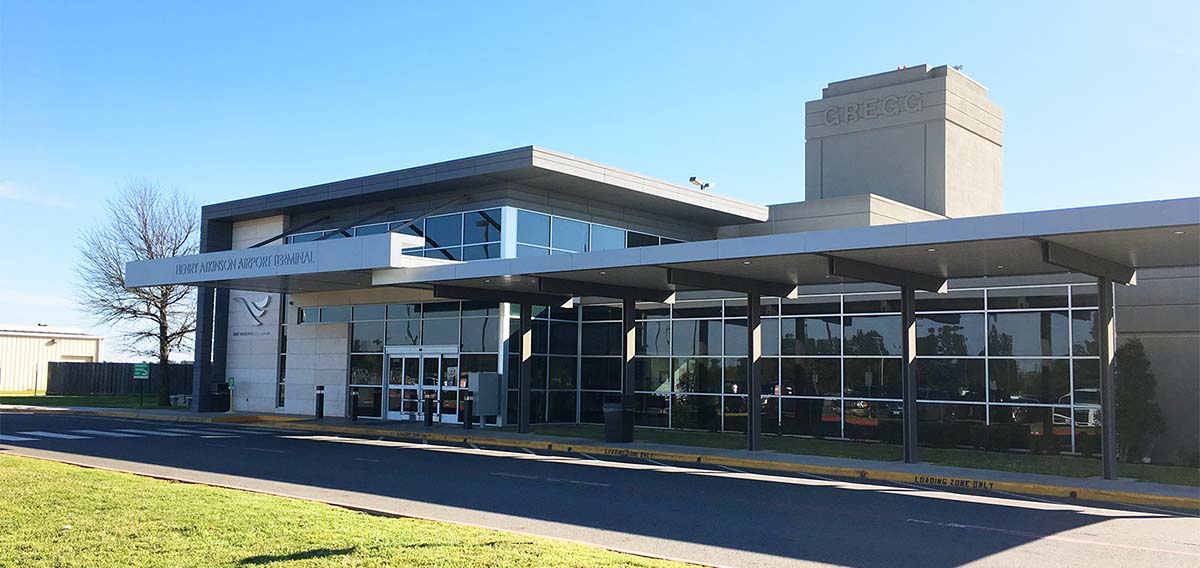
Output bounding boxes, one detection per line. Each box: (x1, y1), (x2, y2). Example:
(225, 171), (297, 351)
(385, 349), (460, 423)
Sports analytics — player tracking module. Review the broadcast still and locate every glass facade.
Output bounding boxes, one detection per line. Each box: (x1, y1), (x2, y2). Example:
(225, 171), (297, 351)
(514, 209), (682, 256)
(287, 208), (503, 261)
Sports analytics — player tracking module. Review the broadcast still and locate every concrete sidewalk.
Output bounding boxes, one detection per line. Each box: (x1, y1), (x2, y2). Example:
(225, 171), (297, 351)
(4, 403), (1197, 511)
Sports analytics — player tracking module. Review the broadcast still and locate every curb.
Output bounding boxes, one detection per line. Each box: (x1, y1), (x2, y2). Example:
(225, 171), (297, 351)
(6, 405), (1197, 511)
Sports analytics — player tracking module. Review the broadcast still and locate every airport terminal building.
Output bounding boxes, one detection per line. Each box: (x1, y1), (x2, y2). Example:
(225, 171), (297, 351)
(127, 66), (1199, 473)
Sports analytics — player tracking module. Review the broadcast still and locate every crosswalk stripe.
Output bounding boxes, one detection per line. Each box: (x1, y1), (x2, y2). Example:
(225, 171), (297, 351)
(70, 429), (143, 438)
(196, 427), (264, 435)
(17, 431), (91, 440)
(0, 434), (37, 442)
(112, 428), (189, 437)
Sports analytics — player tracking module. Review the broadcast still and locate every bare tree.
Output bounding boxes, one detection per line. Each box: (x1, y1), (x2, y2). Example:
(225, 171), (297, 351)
(76, 180), (199, 405)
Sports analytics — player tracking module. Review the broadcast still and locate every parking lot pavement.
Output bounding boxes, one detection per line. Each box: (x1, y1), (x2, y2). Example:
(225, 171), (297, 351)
(3, 412), (1198, 568)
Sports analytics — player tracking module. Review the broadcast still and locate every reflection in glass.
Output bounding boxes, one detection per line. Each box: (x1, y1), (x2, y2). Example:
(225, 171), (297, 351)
(636, 321), (670, 355)
(781, 358), (840, 397)
(780, 398), (840, 437)
(551, 217), (589, 252)
(460, 317), (499, 353)
(989, 359), (1070, 404)
(914, 359), (985, 401)
(988, 311), (1069, 356)
(781, 316), (840, 355)
(424, 214), (463, 248)
(844, 315), (901, 355)
(843, 358), (901, 399)
(349, 355), (383, 385)
(916, 313), (985, 356)
(671, 394), (721, 431)
(1072, 310), (1098, 356)
(351, 321), (385, 352)
(634, 358), (671, 392)
(581, 322), (620, 355)
(671, 320), (722, 356)
(591, 225), (625, 251)
(673, 358), (722, 393)
(580, 357), (621, 390)
(516, 210), (550, 246)
(463, 209), (501, 244)
(988, 287), (1068, 310)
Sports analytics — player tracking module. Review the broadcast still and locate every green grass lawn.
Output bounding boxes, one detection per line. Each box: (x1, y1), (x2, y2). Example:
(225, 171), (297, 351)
(0, 394), (189, 410)
(0, 454), (684, 568)
(525, 424), (1199, 487)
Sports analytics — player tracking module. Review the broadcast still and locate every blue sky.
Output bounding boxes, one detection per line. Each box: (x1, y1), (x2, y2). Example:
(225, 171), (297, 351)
(1, 1), (1196, 360)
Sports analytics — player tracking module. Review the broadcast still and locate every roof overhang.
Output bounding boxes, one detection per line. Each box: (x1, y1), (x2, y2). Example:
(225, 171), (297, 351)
(372, 198), (1200, 298)
(125, 233), (454, 294)
(202, 146), (769, 225)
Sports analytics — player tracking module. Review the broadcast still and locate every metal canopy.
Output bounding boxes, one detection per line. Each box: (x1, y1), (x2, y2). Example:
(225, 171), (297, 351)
(372, 198), (1200, 299)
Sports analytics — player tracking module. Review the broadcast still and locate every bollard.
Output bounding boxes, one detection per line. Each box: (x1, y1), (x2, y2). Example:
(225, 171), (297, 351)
(462, 390), (474, 430)
(351, 388), (359, 422)
(424, 390), (436, 427)
(315, 385), (325, 420)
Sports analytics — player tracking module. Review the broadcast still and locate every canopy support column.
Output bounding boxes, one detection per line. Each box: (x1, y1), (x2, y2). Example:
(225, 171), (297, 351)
(901, 285), (918, 464)
(621, 298), (637, 439)
(1098, 277), (1118, 480)
(747, 292), (763, 451)
(517, 303), (533, 434)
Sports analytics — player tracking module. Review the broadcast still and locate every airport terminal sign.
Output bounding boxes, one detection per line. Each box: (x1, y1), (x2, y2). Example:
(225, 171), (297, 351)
(174, 250), (316, 277)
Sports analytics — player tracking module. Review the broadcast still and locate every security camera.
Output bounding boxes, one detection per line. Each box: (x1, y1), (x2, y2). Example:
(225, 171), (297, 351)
(689, 177), (711, 190)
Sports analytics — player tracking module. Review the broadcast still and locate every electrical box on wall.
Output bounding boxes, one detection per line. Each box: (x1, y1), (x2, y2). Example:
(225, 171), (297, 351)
(467, 372), (502, 417)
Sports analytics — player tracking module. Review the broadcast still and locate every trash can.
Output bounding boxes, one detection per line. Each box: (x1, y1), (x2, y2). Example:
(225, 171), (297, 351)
(209, 383), (231, 412)
(603, 401), (633, 443)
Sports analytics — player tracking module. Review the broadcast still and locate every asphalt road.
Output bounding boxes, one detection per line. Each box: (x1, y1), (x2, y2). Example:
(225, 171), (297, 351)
(2, 412), (1197, 568)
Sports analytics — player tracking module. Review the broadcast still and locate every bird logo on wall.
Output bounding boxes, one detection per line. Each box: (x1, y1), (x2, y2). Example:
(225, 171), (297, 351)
(233, 294), (271, 326)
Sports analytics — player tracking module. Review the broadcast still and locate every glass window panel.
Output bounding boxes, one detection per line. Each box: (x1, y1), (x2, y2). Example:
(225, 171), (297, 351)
(516, 244), (550, 257)
(421, 318), (458, 346)
(582, 305), (621, 321)
(590, 225), (625, 251)
(530, 356), (548, 390)
(781, 398), (840, 437)
(351, 321), (385, 353)
(385, 320), (420, 346)
(673, 358), (722, 393)
(724, 319), (747, 357)
(1073, 360), (1100, 395)
(389, 220), (423, 237)
(354, 223), (388, 236)
(762, 318), (780, 356)
(424, 213), (463, 248)
(551, 217), (589, 252)
(532, 321), (549, 354)
(671, 394), (721, 431)
(781, 295), (841, 315)
(351, 387), (382, 418)
(634, 393), (670, 427)
(461, 301), (499, 317)
(462, 244), (500, 261)
(988, 405), (1073, 453)
(352, 304), (386, 321)
(547, 391), (576, 422)
(529, 390), (547, 424)
(300, 307), (319, 323)
(916, 313), (986, 356)
(320, 306), (351, 323)
(988, 286), (1068, 310)
(671, 320), (722, 356)
(423, 302), (460, 318)
(463, 209), (501, 244)
(549, 304), (578, 321)
(724, 298), (780, 318)
(660, 237), (684, 245)
(424, 247), (462, 261)
(387, 303), (421, 319)
(1071, 285), (1098, 308)
(844, 315), (901, 356)
(916, 289), (984, 312)
(349, 355), (383, 385)
(288, 232), (323, 243)
(322, 230), (348, 239)
(844, 294), (900, 314)
(580, 357), (622, 390)
(636, 321), (670, 355)
(722, 396), (749, 433)
(989, 359), (1070, 404)
(548, 356), (577, 389)
(516, 210), (550, 246)
(636, 302), (671, 320)
(460, 317), (499, 353)
(762, 357), (781, 396)
(549, 322), (578, 355)
(780, 358), (840, 397)
(987, 311), (1070, 356)
(917, 403), (987, 449)
(672, 300), (723, 319)
(781, 316), (841, 355)
(1072, 310), (1099, 356)
(580, 392), (608, 424)
(581, 322), (620, 356)
(626, 231), (659, 248)
(843, 399), (903, 444)
(915, 359), (986, 401)
(844, 358), (901, 399)
(634, 358), (671, 393)
(460, 354), (498, 375)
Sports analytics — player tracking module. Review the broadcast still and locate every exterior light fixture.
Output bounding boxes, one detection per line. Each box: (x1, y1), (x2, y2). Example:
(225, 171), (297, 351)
(927, 248), (937, 252)
(1173, 230), (1186, 235)
(689, 177), (711, 190)
(599, 271), (607, 275)
(742, 261), (752, 265)
(996, 265), (1004, 269)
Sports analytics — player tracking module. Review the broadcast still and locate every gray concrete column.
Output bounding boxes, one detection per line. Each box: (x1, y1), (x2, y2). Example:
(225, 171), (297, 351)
(747, 292), (763, 451)
(621, 298), (636, 399)
(1098, 277), (1117, 480)
(518, 303), (533, 434)
(900, 285), (919, 463)
(191, 286), (215, 412)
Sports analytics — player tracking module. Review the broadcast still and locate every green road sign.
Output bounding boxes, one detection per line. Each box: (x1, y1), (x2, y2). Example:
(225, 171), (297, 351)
(226, 377), (235, 388)
(132, 362), (150, 380)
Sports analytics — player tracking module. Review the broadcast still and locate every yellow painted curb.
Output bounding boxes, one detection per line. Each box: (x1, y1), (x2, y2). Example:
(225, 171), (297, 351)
(6, 406), (1196, 511)
(260, 420), (1200, 511)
